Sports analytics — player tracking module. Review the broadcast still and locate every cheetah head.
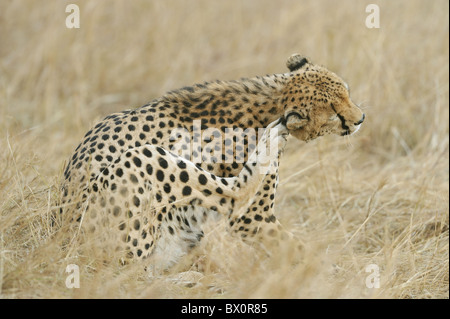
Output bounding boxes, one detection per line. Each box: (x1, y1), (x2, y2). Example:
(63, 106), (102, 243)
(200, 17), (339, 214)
(282, 54), (365, 142)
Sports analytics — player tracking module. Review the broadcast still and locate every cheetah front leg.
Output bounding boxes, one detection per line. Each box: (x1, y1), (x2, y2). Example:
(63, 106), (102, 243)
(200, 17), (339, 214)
(227, 139), (304, 257)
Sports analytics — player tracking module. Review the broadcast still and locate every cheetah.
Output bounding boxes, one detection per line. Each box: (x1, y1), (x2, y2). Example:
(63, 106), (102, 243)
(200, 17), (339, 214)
(59, 54), (365, 269)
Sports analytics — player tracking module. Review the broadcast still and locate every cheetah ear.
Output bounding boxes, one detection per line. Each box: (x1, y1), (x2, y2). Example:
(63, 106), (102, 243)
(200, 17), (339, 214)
(286, 54), (310, 72)
(285, 112), (308, 130)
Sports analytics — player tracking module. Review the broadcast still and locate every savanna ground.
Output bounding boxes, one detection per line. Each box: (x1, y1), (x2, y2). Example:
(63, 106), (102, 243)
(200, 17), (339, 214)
(0, 0), (448, 299)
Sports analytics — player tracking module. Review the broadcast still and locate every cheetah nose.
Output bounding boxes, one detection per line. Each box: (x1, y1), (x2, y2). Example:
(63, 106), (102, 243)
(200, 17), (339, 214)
(354, 114), (365, 126)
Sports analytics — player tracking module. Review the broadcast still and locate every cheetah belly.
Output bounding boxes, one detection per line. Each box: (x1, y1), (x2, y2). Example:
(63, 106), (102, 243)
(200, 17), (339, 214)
(149, 205), (221, 271)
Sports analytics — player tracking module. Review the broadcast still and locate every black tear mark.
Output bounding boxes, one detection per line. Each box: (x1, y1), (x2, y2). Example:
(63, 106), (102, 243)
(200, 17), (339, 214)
(330, 103), (349, 131)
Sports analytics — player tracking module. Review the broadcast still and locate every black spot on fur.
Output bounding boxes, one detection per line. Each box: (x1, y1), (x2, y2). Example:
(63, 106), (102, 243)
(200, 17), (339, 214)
(158, 157), (168, 169)
(133, 157), (142, 167)
(179, 171), (189, 183)
(143, 148), (152, 158)
(156, 170), (164, 182)
(182, 186), (192, 196)
(198, 174), (207, 185)
(156, 147), (166, 156)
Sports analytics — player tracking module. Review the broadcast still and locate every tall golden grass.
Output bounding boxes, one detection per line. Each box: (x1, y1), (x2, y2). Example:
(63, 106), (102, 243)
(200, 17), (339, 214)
(0, 0), (448, 298)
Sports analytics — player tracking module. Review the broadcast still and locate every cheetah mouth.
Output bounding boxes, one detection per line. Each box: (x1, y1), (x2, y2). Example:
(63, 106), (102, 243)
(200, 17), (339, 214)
(337, 112), (365, 136)
(340, 123), (362, 136)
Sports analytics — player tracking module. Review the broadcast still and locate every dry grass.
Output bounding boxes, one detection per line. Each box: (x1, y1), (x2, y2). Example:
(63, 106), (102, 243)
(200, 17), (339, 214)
(0, 0), (448, 299)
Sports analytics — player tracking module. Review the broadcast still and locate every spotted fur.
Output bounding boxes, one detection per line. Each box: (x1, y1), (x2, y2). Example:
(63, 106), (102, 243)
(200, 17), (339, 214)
(60, 54), (365, 270)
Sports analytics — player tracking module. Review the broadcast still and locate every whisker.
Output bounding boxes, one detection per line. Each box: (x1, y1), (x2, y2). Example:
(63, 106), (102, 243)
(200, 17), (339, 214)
(357, 101), (371, 111)
(344, 134), (355, 150)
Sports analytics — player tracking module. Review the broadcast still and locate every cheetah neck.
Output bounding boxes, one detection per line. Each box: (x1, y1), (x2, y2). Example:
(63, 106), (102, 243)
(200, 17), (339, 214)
(162, 73), (293, 128)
